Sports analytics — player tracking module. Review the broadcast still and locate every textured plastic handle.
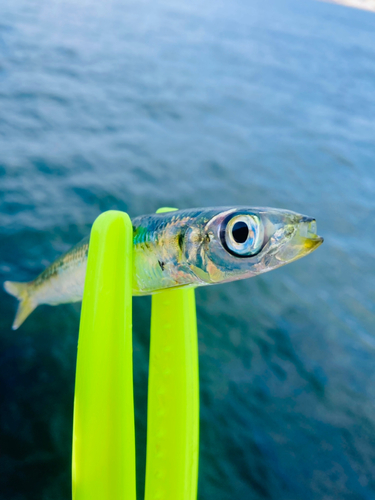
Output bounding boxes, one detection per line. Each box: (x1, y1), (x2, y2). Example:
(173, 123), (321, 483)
(145, 207), (199, 500)
(72, 211), (136, 500)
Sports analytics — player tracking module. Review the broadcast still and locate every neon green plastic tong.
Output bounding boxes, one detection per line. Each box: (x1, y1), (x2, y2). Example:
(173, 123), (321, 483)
(72, 208), (199, 500)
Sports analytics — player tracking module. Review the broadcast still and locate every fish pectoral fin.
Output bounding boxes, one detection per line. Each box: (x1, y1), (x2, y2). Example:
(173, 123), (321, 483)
(189, 264), (210, 284)
(4, 281), (37, 330)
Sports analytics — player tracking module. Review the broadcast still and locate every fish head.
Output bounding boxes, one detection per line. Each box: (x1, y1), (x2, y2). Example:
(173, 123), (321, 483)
(184, 207), (323, 285)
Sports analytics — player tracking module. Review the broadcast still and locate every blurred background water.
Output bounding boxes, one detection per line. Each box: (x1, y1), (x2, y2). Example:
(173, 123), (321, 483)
(0, 0), (375, 498)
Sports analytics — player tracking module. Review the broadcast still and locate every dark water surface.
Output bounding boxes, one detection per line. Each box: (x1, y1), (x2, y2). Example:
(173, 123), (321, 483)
(1, 0), (375, 498)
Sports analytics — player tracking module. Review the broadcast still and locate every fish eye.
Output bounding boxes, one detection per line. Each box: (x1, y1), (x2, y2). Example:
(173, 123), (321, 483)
(222, 214), (264, 257)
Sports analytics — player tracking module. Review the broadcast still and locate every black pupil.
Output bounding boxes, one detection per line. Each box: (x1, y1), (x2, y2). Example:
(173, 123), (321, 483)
(232, 221), (249, 244)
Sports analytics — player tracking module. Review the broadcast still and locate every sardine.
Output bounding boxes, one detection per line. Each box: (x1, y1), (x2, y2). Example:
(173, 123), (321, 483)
(4, 206), (323, 329)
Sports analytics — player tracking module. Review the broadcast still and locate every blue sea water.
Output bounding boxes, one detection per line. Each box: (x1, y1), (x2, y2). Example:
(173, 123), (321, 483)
(0, 0), (375, 498)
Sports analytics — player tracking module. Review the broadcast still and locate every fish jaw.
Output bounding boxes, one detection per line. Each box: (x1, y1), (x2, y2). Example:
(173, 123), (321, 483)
(270, 217), (324, 265)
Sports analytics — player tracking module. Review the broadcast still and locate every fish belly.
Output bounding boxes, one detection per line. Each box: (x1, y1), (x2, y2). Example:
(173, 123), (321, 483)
(34, 260), (87, 306)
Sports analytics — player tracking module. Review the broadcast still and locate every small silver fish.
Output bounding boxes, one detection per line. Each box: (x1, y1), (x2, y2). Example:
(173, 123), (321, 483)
(4, 206), (323, 329)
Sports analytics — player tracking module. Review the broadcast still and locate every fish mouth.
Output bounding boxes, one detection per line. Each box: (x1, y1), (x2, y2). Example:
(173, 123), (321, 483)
(275, 217), (324, 263)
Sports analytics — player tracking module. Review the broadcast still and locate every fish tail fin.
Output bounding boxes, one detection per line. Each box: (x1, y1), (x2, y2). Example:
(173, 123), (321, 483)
(3, 281), (37, 330)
